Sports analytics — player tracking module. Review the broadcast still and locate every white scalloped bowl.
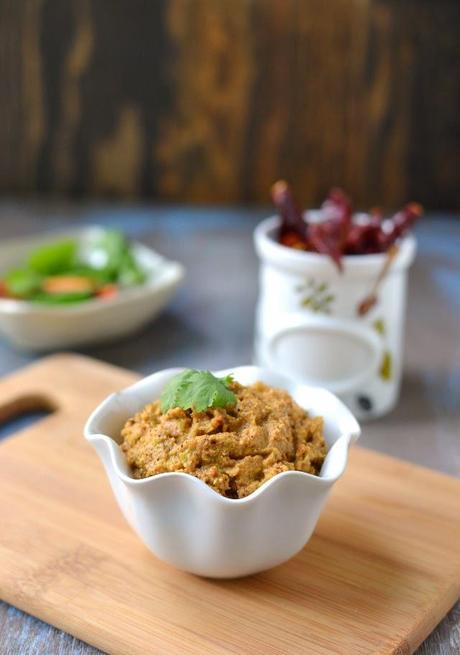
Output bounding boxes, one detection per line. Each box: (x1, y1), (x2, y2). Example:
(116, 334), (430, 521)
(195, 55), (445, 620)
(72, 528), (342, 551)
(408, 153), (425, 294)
(84, 366), (360, 578)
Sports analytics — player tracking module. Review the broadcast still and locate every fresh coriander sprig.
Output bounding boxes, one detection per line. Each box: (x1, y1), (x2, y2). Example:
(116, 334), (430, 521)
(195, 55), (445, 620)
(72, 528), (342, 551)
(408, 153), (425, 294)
(160, 369), (236, 413)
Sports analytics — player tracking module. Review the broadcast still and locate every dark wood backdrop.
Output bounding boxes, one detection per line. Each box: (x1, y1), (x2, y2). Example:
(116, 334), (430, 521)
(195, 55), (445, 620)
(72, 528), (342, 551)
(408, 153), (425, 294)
(1, 0), (459, 208)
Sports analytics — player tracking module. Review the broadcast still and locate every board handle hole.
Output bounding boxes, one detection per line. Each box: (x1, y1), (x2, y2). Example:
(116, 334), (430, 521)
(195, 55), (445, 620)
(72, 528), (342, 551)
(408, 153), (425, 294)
(0, 395), (56, 441)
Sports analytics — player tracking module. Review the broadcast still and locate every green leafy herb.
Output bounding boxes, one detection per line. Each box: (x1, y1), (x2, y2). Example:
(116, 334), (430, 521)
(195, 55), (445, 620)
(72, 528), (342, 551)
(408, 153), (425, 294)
(91, 230), (126, 278)
(5, 269), (42, 298)
(88, 230), (145, 286)
(28, 239), (77, 275)
(63, 266), (113, 285)
(1, 229), (146, 305)
(32, 291), (93, 305)
(118, 250), (146, 286)
(160, 369), (237, 413)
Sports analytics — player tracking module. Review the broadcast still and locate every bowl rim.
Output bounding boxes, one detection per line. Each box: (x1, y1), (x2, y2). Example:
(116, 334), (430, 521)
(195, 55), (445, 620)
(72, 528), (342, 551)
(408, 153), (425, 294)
(0, 225), (185, 315)
(84, 365), (361, 505)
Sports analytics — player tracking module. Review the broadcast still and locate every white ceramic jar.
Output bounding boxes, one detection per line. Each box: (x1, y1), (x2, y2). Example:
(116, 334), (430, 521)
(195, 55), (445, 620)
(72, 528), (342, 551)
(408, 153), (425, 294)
(254, 216), (416, 419)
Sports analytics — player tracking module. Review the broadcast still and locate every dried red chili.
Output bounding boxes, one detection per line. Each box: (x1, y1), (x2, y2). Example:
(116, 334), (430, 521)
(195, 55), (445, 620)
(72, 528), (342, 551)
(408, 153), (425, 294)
(273, 182), (422, 272)
(309, 188), (352, 271)
(381, 203), (423, 250)
(271, 180), (309, 245)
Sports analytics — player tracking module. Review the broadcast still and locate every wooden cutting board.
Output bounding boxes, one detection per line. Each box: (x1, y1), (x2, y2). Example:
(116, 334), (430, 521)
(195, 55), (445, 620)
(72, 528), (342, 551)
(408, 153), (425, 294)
(0, 354), (459, 655)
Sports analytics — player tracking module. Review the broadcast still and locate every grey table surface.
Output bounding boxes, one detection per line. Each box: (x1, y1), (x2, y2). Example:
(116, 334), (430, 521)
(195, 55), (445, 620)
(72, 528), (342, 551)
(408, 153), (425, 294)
(0, 201), (459, 655)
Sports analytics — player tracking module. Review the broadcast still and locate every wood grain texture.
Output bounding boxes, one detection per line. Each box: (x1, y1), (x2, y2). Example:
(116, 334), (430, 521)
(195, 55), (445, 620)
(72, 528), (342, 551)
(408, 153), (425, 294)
(0, 354), (459, 655)
(0, 204), (459, 654)
(0, 0), (459, 207)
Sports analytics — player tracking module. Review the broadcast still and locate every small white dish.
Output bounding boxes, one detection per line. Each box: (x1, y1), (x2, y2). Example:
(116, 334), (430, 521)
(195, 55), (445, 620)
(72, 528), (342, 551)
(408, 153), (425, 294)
(84, 366), (360, 578)
(0, 226), (184, 351)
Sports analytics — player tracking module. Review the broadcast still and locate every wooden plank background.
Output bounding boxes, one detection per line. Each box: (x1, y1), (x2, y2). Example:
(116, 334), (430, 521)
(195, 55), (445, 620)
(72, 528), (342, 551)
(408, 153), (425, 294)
(0, 0), (459, 208)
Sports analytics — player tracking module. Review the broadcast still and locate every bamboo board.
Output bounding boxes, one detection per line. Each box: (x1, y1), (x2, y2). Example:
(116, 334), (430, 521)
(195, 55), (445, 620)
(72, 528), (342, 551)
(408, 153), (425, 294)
(0, 354), (459, 655)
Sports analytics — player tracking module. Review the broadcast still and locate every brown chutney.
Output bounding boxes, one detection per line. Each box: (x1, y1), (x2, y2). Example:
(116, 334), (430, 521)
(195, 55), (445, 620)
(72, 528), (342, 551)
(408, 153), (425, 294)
(120, 381), (327, 499)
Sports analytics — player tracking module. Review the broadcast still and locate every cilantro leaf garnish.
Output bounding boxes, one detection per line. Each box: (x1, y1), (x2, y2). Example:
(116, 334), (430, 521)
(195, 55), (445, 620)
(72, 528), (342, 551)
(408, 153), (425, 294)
(159, 369), (196, 411)
(160, 369), (236, 413)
